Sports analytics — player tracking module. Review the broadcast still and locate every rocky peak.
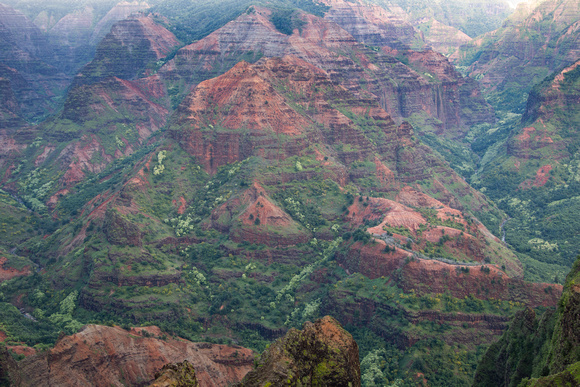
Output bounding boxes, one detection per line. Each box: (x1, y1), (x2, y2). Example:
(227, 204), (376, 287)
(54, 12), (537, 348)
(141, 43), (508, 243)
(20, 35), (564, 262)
(237, 316), (361, 386)
(161, 6), (492, 137)
(90, 1), (151, 45)
(75, 14), (179, 86)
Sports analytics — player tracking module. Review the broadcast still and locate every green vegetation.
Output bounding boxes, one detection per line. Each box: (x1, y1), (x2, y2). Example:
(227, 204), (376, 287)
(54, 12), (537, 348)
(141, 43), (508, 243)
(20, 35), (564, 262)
(270, 9), (306, 35)
(474, 255), (580, 387)
(152, 0), (328, 43)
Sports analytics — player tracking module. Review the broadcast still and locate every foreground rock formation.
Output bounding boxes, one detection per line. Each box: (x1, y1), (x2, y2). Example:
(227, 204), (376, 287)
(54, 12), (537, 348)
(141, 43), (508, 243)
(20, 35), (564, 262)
(150, 361), (200, 387)
(237, 316), (361, 387)
(147, 316), (361, 387)
(9, 325), (254, 387)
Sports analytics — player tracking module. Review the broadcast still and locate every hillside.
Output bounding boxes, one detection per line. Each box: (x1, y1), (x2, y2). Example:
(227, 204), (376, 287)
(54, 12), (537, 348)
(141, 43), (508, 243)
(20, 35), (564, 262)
(0, 1), (572, 386)
(473, 255), (580, 386)
(0, 53), (560, 387)
(471, 59), (580, 282)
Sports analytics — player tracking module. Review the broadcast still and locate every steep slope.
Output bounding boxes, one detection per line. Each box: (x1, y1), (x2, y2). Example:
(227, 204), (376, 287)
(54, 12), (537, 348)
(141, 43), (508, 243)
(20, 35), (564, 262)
(381, 0), (513, 38)
(0, 77), (25, 130)
(454, 0), (580, 113)
(414, 17), (472, 56)
(160, 6), (493, 138)
(0, 3), (69, 120)
(0, 73), (36, 183)
(2, 15), (178, 210)
(0, 56), (555, 387)
(75, 14), (180, 86)
(473, 255), (580, 386)
(170, 56), (498, 225)
(89, 1), (152, 46)
(0, 3), (566, 386)
(14, 0), (151, 75)
(322, 0), (422, 50)
(473, 59), (580, 279)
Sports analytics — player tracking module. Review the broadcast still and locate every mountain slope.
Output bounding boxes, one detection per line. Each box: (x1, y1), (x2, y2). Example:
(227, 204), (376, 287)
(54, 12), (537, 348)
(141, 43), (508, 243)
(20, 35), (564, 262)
(0, 3), (69, 121)
(473, 59), (580, 278)
(0, 55), (556, 387)
(0, 3), (567, 386)
(161, 6), (493, 140)
(473, 255), (580, 386)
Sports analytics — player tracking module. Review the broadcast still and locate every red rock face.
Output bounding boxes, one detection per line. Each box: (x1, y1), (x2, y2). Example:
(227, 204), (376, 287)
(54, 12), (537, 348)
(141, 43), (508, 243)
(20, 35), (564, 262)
(169, 55), (503, 261)
(322, 0), (420, 50)
(172, 56), (365, 173)
(16, 325), (254, 387)
(342, 242), (562, 308)
(211, 182), (311, 247)
(347, 193), (500, 268)
(0, 256), (30, 282)
(162, 7), (492, 137)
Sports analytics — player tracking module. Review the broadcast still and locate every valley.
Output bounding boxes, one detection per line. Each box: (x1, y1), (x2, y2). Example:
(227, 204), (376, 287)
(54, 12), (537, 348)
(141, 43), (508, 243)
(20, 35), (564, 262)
(0, 0), (578, 385)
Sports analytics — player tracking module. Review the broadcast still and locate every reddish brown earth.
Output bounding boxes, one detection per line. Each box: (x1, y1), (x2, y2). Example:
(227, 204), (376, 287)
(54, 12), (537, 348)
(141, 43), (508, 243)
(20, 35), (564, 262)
(342, 242), (561, 307)
(162, 6), (493, 136)
(508, 126), (561, 161)
(15, 325), (254, 387)
(322, 0), (420, 49)
(347, 192), (506, 267)
(211, 182), (310, 247)
(7, 346), (36, 357)
(0, 257), (30, 282)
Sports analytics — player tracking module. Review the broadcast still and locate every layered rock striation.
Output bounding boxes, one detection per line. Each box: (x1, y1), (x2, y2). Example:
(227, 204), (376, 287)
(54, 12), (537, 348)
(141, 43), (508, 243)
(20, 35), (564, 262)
(12, 325), (254, 387)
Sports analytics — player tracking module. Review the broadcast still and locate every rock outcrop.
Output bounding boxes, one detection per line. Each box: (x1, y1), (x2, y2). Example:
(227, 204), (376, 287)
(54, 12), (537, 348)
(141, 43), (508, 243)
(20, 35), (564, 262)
(12, 325), (254, 387)
(149, 360), (200, 387)
(237, 316), (361, 387)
